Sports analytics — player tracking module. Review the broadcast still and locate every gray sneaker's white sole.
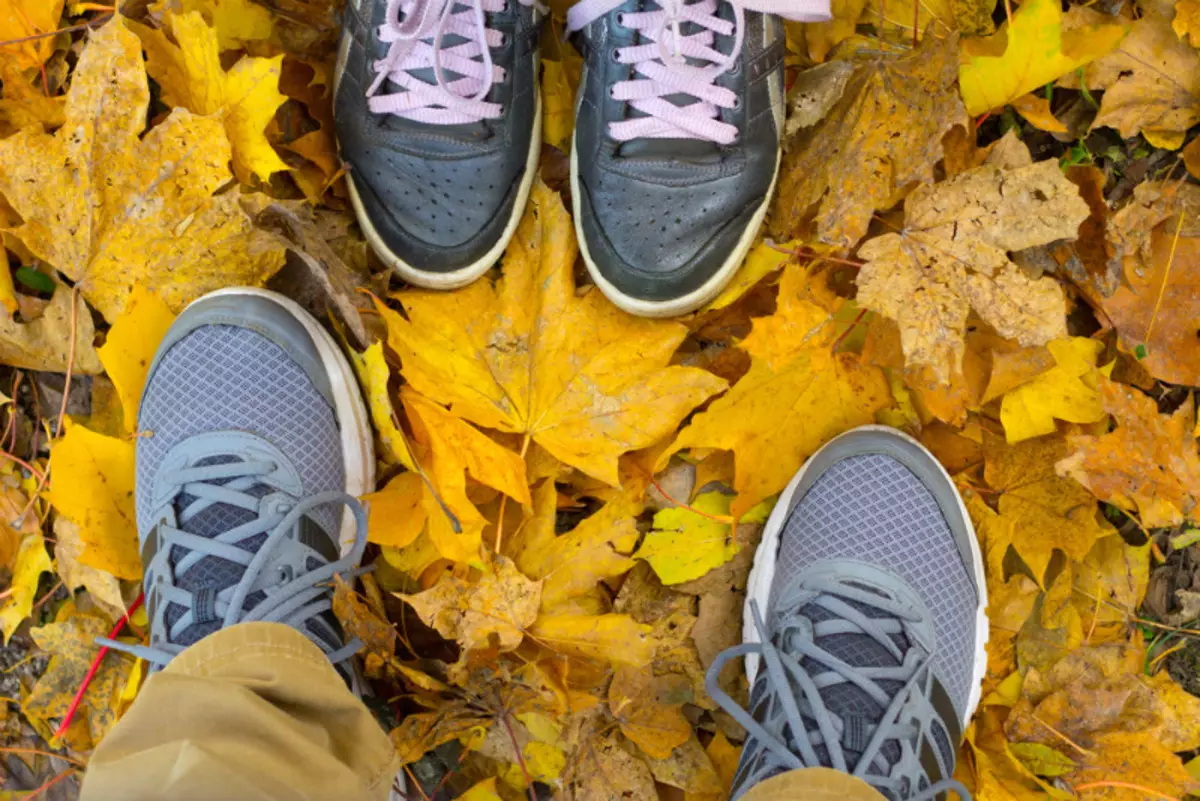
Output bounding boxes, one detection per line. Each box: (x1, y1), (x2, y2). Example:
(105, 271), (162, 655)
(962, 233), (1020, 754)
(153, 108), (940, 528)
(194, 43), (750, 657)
(742, 425), (990, 730)
(569, 137), (780, 318)
(186, 288), (377, 555)
(344, 87), (543, 291)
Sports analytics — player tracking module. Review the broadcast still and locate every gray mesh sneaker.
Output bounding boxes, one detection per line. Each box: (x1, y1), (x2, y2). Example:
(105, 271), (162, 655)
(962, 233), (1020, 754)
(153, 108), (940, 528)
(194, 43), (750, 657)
(99, 289), (375, 671)
(708, 426), (987, 800)
(566, 0), (829, 316)
(333, 0), (542, 289)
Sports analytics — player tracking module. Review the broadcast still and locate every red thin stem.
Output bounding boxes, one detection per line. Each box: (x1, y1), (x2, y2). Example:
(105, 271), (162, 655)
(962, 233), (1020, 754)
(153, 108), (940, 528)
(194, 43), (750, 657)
(831, 309), (869, 352)
(54, 592), (144, 739)
(503, 714), (537, 801)
(649, 477), (734, 523)
(0, 452), (45, 482)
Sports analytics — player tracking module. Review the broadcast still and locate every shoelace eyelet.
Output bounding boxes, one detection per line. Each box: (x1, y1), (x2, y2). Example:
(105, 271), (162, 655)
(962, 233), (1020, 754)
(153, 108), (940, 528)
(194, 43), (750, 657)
(729, 59), (741, 75)
(732, 97), (742, 110)
(615, 11), (625, 26)
(610, 46), (622, 63)
(276, 565), (294, 585)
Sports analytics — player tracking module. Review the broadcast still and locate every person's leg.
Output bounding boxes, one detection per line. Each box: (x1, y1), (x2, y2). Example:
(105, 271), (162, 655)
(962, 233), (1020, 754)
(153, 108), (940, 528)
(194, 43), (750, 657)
(80, 622), (398, 801)
(708, 427), (987, 801)
(79, 288), (398, 800)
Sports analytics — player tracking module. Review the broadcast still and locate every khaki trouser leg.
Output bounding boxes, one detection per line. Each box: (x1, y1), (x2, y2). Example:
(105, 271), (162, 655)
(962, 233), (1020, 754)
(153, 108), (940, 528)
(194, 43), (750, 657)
(79, 621), (400, 801)
(739, 767), (889, 801)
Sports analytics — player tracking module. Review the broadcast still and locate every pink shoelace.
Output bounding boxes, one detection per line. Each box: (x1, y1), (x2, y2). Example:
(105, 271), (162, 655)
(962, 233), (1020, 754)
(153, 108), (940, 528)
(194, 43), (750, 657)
(567, 0), (828, 144)
(367, 0), (536, 125)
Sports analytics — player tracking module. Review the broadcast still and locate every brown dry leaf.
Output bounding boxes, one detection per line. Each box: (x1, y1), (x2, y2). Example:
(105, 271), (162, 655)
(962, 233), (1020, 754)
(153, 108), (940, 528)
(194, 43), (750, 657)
(607, 665), (692, 759)
(401, 556), (542, 652)
(0, 286), (102, 374)
(0, 19), (286, 323)
(1103, 206), (1200, 386)
(644, 734), (722, 793)
(0, 486), (38, 570)
(771, 34), (967, 251)
(332, 577), (398, 665)
(1057, 379), (1200, 528)
(857, 158), (1084, 381)
(564, 727), (658, 801)
(377, 181), (726, 488)
(982, 430), (1111, 584)
(390, 702), (492, 764)
(684, 732), (741, 801)
(1073, 0), (1200, 149)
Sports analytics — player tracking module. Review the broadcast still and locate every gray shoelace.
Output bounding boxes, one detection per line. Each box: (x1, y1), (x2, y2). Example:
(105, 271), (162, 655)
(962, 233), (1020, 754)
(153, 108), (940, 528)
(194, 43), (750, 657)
(100, 458), (368, 669)
(706, 577), (972, 801)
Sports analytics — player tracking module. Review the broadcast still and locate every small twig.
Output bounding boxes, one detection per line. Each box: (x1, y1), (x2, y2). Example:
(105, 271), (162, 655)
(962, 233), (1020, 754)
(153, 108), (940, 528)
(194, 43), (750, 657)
(1143, 210), (1185, 346)
(30, 580), (62, 613)
(54, 288), (79, 439)
(0, 452), (45, 483)
(23, 767), (75, 801)
(1073, 781), (1179, 801)
(1030, 714), (1095, 757)
(830, 309), (868, 353)
(649, 477), (735, 524)
(0, 746), (85, 767)
(493, 434), (531, 554)
(0, 14), (112, 47)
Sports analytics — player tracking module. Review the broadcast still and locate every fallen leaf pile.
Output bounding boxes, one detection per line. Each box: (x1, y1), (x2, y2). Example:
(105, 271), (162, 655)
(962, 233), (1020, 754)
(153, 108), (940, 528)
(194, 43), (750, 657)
(1, 0), (1200, 800)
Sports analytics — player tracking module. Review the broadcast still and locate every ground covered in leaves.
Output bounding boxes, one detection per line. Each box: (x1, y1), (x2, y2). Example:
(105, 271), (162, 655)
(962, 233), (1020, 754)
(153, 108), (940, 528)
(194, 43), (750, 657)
(1, 0), (1200, 799)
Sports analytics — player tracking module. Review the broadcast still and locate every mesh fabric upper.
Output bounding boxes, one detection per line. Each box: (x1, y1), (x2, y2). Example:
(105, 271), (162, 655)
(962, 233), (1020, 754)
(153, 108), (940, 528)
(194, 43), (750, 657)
(769, 453), (979, 721)
(137, 325), (345, 645)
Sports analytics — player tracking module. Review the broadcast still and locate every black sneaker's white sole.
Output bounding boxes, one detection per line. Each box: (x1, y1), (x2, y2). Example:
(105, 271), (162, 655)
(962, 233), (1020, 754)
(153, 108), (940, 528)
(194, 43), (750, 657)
(569, 137), (780, 318)
(743, 425), (990, 729)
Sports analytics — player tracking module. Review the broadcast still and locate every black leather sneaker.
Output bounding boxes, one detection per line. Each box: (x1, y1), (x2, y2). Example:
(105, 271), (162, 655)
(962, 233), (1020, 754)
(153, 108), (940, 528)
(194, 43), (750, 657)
(567, 0), (829, 316)
(334, 0), (542, 288)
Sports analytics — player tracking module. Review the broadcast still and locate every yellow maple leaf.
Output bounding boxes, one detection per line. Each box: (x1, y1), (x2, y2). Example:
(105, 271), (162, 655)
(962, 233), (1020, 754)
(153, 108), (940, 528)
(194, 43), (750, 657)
(131, 11), (290, 183)
(0, 0), (65, 71)
(1058, 380), (1200, 528)
(0, 19), (286, 323)
(460, 778), (504, 801)
(0, 485), (39, 571)
(152, 0), (275, 50)
(663, 356), (890, 519)
(348, 341), (417, 471)
(981, 431), (1110, 584)
(376, 181), (726, 487)
(511, 493), (640, 610)
(0, 533), (51, 643)
(46, 420), (140, 580)
(530, 613), (656, 666)
(999, 337), (1106, 443)
(684, 731), (742, 801)
(958, 0), (1128, 115)
(400, 555), (542, 651)
(97, 284), (177, 435)
(0, 58), (65, 132)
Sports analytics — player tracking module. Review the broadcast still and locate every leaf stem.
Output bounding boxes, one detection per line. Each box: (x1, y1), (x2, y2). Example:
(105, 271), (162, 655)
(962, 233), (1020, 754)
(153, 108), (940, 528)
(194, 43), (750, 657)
(493, 434), (531, 555)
